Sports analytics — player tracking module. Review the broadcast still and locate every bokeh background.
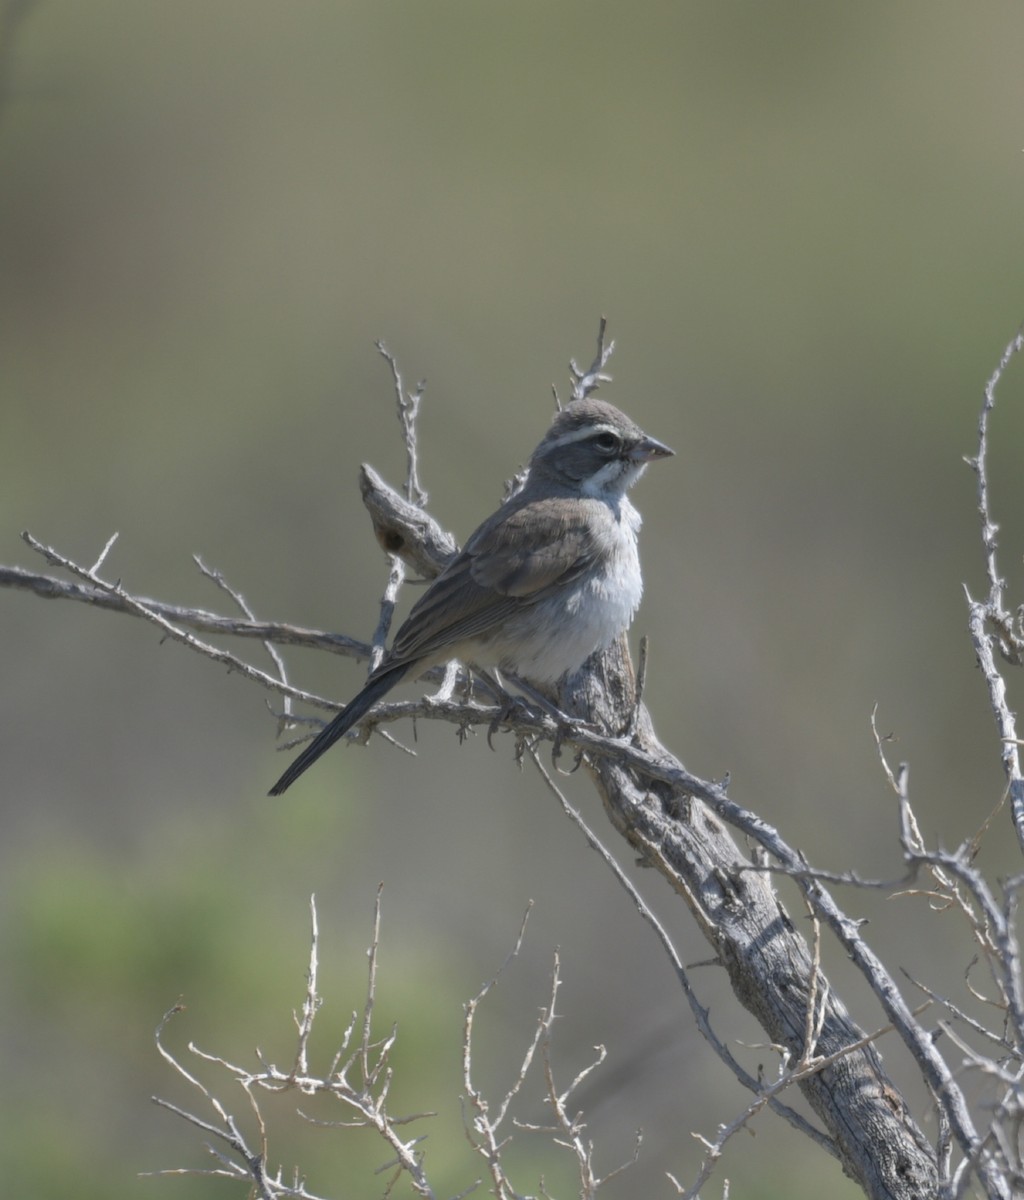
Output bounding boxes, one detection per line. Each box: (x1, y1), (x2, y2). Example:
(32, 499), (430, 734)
(3, 4), (1024, 1197)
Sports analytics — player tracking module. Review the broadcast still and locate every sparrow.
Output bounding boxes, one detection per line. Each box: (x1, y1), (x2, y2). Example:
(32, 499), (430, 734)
(269, 397), (673, 795)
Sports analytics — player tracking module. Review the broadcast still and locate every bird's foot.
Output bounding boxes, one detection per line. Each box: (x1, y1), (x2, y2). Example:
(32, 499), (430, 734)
(486, 690), (536, 751)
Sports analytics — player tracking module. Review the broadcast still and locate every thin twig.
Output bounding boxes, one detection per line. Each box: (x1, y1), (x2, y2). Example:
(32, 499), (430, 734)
(293, 894), (320, 1079)
(150, 892), (440, 1198)
(963, 327), (1024, 848)
(20, 533), (346, 712)
(194, 553), (295, 721)
(376, 340), (427, 507)
(568, 316), (615, 404)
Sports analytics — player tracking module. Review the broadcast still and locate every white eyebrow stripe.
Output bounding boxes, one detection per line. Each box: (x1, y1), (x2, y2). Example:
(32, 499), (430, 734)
(543, 423), (623, 451)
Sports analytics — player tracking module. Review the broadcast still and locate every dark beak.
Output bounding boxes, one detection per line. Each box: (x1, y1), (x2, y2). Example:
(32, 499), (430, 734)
(631, 435), (675, 463)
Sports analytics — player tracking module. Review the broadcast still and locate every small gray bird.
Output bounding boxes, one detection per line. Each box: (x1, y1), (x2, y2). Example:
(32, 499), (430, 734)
(269, 398), (673, 795)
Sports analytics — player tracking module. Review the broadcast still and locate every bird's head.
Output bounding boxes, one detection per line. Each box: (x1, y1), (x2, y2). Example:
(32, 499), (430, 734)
(529, 398), (674, 497)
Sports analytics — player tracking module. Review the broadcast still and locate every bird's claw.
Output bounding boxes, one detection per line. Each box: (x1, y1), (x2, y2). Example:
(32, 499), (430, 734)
(486, 692), (531, 750)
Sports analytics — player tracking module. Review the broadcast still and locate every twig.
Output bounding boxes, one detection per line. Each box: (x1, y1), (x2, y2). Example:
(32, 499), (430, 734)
(964, 327), (1024, 848)
(0, 562), (368, 655)
(462, 916), (637, 1200)
(194, 553), (295, 721)
(293, 893), (320, 1079)
(671, 1010), (900, 1200)
(376, 340), (427, 507)
(19, 534), (349, 712)
(461, 905), (539, 1175)
(568, 317), (615, 404)
(150, 891), (440, 1198)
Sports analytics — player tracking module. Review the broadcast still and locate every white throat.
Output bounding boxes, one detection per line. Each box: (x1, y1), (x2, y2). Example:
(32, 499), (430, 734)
(580, 459), (647, 500)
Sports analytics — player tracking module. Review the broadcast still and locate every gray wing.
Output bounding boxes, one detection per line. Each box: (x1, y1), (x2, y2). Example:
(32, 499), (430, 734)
(385, 495), (603, 668)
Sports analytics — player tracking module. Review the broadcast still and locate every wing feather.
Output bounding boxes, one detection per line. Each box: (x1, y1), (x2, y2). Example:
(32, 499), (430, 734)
(385, 495), (603, 667)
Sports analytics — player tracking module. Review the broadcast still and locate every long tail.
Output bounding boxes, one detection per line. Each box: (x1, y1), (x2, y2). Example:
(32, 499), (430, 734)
(268, 662), (411, 795)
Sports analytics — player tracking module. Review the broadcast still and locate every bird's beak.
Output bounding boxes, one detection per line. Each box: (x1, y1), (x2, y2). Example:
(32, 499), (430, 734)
(631, 435), (675, 463)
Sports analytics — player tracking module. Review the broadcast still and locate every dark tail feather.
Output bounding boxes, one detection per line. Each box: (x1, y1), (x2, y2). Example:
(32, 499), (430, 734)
(268, 663), (411, 795)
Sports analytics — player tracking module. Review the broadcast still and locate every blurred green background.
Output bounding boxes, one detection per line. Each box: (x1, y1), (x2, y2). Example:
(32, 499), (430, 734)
(3, 3), (1024, 1197)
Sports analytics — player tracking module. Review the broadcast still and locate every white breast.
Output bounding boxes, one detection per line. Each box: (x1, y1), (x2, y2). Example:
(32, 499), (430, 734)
(497, 497), (644, 684)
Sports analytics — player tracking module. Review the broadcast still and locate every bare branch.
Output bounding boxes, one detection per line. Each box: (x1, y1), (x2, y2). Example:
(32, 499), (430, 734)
(24, 327), (1023, 1195)
(376, 339), (428, 507)
(463, 920), (636, 1199)
(194, 553), (297, 722)
(964, 327), (1024, 849)
(0, 561), (367, 656)
(359, 463), (459, 579)
(14, 539), (360, 714)
(527, 746), (835, 1157)
(151, 892), (443, 1199)
(292, 894), (320, 1080)
(567, 317), (615, 404)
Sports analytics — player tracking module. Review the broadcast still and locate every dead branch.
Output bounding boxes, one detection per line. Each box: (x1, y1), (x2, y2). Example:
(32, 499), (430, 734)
(20, 328), (1024, 1196)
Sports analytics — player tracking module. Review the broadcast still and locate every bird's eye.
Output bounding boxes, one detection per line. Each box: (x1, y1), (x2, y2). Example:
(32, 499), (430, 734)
(593, 431), (620, 454)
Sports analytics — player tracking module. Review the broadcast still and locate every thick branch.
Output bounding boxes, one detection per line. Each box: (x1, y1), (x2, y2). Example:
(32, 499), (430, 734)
(359, 464), (457, 578)
(561, 646), (944, 1200)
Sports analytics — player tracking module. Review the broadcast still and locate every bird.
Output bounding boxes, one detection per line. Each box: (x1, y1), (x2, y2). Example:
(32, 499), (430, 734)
(268, 397), (673, 795)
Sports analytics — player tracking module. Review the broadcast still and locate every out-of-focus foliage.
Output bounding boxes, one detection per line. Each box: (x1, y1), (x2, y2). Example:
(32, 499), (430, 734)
(3, 3), (1024, 1197)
